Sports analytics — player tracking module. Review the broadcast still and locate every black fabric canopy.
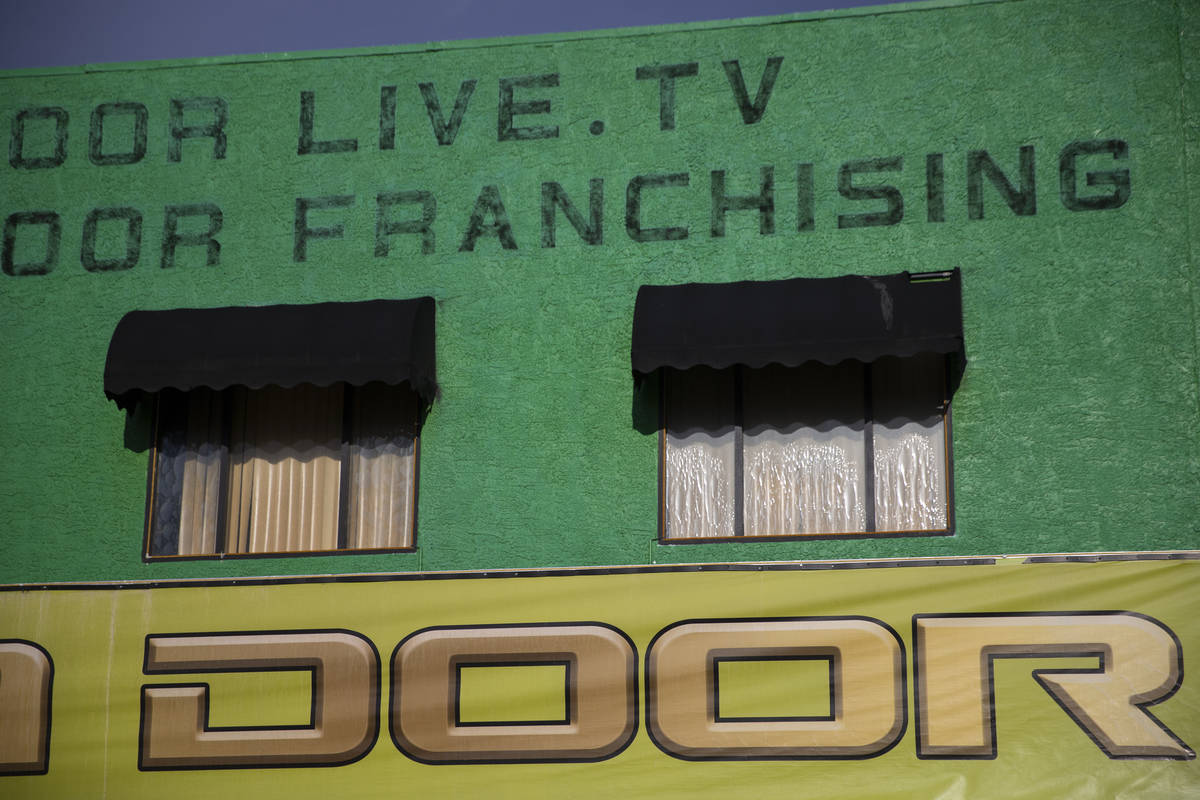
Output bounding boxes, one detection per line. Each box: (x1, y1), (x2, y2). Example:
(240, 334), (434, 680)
(632, 269), (965, 389)
(104, 298), (437, 411)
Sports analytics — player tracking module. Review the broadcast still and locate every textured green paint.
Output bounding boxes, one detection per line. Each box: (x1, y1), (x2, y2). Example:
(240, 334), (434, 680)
(0, 0), (1197, 583)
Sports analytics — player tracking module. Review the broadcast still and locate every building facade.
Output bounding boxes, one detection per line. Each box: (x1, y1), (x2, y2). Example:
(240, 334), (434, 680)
(2, 0), (1198, 796)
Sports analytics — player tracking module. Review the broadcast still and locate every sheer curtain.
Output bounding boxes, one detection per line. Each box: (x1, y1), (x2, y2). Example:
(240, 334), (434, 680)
(663, 358), (947, 539)
(870, 355), (948, 532)
(151, 388), (225, 556)
(742, 363), (866, 536)
(664, 368), (736, 539)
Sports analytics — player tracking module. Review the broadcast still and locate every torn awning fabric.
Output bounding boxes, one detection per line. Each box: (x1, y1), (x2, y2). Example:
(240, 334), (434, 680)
(103, 297), (437, 411)
(631, 269), (965, 390)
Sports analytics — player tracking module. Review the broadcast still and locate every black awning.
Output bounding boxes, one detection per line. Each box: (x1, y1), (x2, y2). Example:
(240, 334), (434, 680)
(632, 269), (965, 388)
(104, 298), (437, 411)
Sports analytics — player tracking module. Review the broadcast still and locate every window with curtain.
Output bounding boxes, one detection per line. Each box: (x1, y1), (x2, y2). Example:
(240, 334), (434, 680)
(632, 270), (964, 542)
(661, 354), (951, 539)
(147, 382), (419, 557)
(103, 297), (437, 560)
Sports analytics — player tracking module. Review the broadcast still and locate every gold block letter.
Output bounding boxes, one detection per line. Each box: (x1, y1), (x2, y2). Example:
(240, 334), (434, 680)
(140, 630), (379, 769)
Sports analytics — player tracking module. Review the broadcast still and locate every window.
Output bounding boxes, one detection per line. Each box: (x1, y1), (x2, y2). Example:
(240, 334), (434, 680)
(147, 382), (418, 556)
(662, 355), (950, 538)
(104, 298), (436, 558)
(632, 270), (964, 541)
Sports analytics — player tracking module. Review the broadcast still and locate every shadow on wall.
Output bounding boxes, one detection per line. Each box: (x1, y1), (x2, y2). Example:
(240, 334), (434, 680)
(124, 401), (153, 453)
(632, 369), (660, 436)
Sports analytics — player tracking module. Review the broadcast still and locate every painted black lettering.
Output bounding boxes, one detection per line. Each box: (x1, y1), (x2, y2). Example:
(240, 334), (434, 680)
(722, 57), (783, 125)
(294, 195), (354, 261)
(379, 86), (398, 151)
(419, 80), (477, 146)
(626, 173), (689, 242)
(377, 191), (436, 255)
(711, 167), (774, 237)
(497, 74), (559, 142)
(88, 103), (148, 166)
(9, 107), (68, 169)
(2, 212), (61, 276)
(797, 163), (814, 233)
(459, 185), (517, 251)
(926, 153), (945, 223)
(1059, 139), (1130, 211)
(967, 146), (1036, 219)
(837, 157), (904, 228)
(541, 179), (603, 247)
(81, 207), (142, 272)
(297, 91), (358, 155)
(635, 63), (698, 131)
(161, 204), (223, 268)
(168, 97), (228, 163)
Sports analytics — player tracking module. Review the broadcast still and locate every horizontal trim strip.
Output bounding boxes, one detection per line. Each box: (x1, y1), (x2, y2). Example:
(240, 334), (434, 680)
(3, 551), (1196, 592)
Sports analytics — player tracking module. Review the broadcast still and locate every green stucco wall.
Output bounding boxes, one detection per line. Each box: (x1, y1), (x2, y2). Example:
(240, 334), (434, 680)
(1, 0), (1197, 583)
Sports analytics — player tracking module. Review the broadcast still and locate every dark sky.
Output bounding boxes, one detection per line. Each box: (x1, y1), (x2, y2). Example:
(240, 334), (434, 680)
(2, 0), (911, 71)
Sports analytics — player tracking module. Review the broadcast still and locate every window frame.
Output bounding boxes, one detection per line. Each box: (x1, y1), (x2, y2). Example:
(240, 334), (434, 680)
(655, 359), (956, 544)
(141, 382), (423, 562)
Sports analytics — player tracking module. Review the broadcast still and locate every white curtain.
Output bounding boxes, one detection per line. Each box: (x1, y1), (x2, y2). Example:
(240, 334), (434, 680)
(664, 368), (736, 539)
(663, 358), (947, 539)
(664, 438), (736, 539)
(743, 436), (865, 535)
(873, 429), (947, 532)
(870, 355), (948, 532)
(742, 362), (867, 536)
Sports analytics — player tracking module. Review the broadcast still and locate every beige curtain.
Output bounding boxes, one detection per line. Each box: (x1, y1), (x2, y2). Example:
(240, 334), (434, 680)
(225, 384), (344, 553)
(162, 383), (416, 555)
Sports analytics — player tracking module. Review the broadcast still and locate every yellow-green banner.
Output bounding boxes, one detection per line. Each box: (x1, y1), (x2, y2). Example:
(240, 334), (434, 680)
(2, 556), (1198, 798)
